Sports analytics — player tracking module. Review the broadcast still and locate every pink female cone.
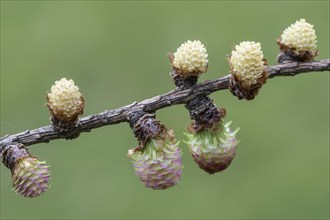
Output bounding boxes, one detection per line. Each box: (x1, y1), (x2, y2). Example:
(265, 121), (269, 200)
(129, 130), (182, 190)
(12, 157), (50, 198)
(185, 121), (239, 174)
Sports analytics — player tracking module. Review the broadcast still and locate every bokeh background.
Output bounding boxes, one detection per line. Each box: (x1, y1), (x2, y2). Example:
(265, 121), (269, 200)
(1, 1), (329, 219)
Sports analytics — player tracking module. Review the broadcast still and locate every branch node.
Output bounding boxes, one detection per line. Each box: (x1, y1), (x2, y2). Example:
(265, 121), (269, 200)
(277, 38), (318, 64)
(129, 112), (165, 147)
(186, 95), (223, 132)
(2, 143), (29, 171)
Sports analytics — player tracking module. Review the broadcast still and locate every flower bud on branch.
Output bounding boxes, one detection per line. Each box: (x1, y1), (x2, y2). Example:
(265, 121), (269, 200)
(185, 121), (239, 174)
(47, 78), (84, 133)
(277, 19), (318, 63)
(170, 40), (239, 174)
(228, 41), (268, 100)
(128, 114), (182, 190)
(169, 40), (208, 88)
(171, 40), (208, 76)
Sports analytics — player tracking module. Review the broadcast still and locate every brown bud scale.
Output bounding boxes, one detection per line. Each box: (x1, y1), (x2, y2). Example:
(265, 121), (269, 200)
(277, 38), (318, 63)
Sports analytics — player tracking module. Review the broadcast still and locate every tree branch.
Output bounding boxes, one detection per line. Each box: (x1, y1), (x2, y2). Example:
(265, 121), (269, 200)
(1, 59), (329, 154)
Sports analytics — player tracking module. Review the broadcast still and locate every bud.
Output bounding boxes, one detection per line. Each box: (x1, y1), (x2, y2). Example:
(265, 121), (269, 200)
(128, 130), (182, 190)
(170, 40), (208, 76)
(47, 78), (84, 132)
(2, 144), (50, 198)
(228, 41), (268, 100)
(278, 19), (317, 62)
(185, 121), (239, 174)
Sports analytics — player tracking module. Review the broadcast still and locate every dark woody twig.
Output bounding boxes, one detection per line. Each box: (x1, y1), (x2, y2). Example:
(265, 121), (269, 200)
(0, 59), (329, 154)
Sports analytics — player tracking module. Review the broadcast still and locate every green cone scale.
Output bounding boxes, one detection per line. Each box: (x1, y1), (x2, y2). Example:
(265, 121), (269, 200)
(128, 130), (182, 190)
(185, 121), (239, 174)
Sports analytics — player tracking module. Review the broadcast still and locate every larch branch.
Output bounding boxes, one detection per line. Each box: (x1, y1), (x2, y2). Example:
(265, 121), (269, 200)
(0, 59), (329, 154)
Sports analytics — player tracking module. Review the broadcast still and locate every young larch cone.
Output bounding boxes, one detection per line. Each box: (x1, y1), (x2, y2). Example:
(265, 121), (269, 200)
(185, 121), (239, 174)
(2, 144), (50, 198)
(128, 130), (182, 190)
(12, 157), (50, 198)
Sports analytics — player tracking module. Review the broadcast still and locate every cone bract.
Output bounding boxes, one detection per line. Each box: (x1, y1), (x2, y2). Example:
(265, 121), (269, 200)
(185, 121), (238, 174)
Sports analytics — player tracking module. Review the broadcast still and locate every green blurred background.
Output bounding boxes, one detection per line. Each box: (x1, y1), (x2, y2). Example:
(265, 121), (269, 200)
(0, 1), (329, 219)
